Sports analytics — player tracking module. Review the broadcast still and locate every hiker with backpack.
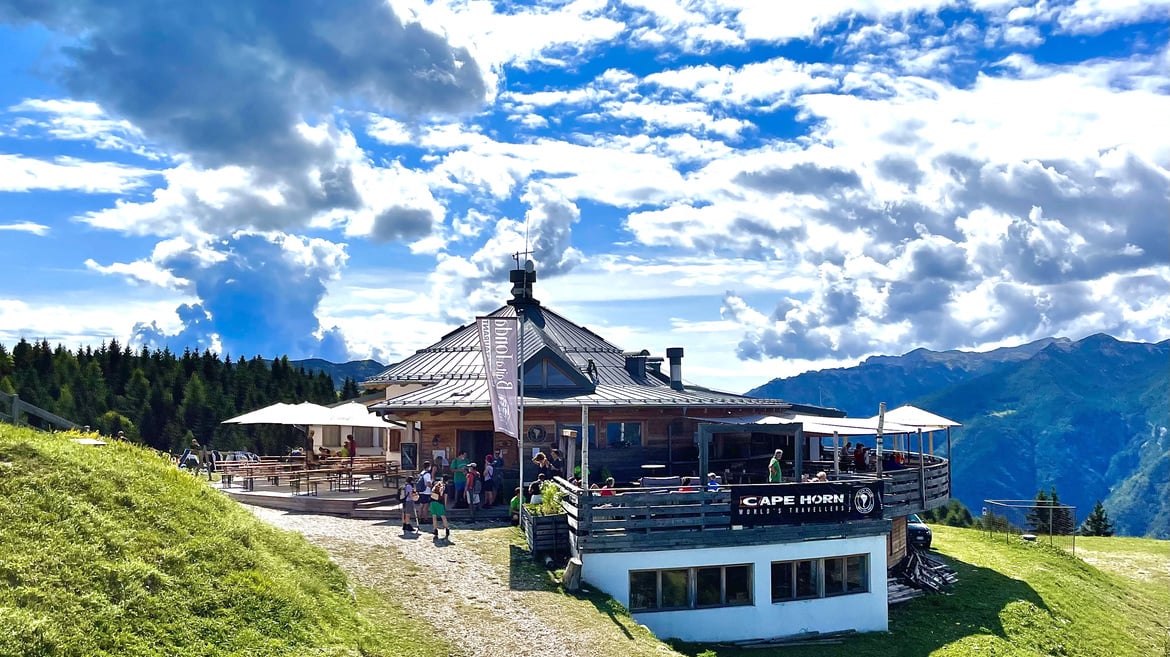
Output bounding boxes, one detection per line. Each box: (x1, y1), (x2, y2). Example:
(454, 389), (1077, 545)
(416, 461), (435, 526)
(400, 480), (419, 535)
(430, 479), (451, 542)
(465, 462), (481, 522)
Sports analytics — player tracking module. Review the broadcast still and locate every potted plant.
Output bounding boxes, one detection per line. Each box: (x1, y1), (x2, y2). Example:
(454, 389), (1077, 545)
(522, 481), (570, 555)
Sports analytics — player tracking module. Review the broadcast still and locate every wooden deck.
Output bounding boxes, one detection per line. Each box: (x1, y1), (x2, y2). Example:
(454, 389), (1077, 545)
(214, 456), (411, 517)
(555, 454), (949, 554)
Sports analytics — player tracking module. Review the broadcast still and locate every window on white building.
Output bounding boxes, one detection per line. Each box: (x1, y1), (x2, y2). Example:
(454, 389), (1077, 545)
(771, 555), (869, 603)
(628, 565), (753, 611)
(354, 427), (375, 448)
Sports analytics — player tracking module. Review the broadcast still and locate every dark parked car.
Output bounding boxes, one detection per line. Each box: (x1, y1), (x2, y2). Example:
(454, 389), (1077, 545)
(907, 513), (933, 549)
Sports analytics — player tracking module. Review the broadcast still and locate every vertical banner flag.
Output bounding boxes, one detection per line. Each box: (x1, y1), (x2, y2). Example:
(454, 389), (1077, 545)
(476, 316), (519, 439)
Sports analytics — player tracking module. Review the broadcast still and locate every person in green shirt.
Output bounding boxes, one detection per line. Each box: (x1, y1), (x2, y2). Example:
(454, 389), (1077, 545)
(768, 449), (784, 483)
(451, 450), (470, 507)
(509, 487), (522, 526)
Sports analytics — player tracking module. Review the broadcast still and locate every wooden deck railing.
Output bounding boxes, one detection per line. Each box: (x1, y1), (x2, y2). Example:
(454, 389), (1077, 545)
(0, 391), (78, 430)
(880, 456), (951, 517)
(553, 454), (948, 554)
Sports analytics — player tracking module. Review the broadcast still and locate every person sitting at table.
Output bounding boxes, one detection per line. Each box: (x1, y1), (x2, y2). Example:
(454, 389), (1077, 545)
(853, 442), (869, 470)
(815, 471), (828, 482)
(318, 446), (332, 459)
(599, 477), (616, 497)
(706, 472), (721, 492)
(677, 476), (696, 492)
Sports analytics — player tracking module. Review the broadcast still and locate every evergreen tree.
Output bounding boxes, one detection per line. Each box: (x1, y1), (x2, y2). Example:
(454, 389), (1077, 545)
(340, 376), (360, 400)
(1025, 488), (1052, 534)
(0, 343), (13, 378)
(55, 384), (78, 421)
(1048, 486), (1076, 535)
(1082, 500), (1115, 536)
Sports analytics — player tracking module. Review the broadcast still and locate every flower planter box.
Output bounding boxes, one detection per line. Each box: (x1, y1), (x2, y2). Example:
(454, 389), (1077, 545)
(521, 504), (569, 555)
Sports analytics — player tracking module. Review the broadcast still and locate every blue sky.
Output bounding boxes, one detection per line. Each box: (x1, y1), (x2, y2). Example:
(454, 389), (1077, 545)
(0, 0), (1167, 394)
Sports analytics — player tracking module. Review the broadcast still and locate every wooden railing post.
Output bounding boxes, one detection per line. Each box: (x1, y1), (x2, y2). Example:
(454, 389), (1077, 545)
(918, 429), (926, 509)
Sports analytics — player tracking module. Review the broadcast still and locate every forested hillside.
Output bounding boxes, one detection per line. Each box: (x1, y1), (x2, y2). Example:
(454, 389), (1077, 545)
(749, 334), (1170, 538)
(289, 358), (386, 392)
(0, 338), (337, 455)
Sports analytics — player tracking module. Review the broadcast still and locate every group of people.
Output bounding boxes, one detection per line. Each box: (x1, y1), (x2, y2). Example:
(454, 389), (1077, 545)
(530, 448), (565, 479)
(304, 433), (358, 464)
(399, 452), (501, 542)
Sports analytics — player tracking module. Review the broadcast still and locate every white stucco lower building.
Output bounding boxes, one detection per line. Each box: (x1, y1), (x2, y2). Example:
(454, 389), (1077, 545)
(581, 532), (888, 642)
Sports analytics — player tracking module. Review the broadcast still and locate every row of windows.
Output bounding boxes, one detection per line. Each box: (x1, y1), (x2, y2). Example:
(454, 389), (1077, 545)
(629, 555), (869, 612)
(320, 426), (381, 448)
(771, 555), (868, 601)
(559, 422), (643, 448)
(630, 565), (752, 611)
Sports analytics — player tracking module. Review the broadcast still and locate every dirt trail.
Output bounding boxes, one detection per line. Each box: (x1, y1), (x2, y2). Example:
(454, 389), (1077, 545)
(246, 507), (609, 657)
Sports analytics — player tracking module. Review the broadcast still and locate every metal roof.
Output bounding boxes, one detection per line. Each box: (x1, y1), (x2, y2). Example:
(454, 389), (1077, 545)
(365, 293), (840, 414)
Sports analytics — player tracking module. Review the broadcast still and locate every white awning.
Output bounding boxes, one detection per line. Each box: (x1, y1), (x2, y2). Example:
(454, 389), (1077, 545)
(705, 413), (922, 436)
(324, 401), (401, 429)
(873, 404), (962, 429)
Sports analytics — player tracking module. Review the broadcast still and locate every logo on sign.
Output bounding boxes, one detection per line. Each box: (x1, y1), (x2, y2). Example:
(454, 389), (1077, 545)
(853, 486), (877, 515)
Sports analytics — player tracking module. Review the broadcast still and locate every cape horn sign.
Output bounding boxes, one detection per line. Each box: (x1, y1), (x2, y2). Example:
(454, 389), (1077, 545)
(731, 483), (883, 525)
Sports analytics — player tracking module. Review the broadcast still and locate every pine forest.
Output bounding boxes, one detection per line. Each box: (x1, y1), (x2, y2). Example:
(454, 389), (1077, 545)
(0, 338), (349, 456)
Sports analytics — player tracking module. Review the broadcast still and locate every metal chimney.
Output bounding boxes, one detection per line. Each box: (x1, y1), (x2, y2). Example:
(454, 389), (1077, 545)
(666, 347), (684, 390)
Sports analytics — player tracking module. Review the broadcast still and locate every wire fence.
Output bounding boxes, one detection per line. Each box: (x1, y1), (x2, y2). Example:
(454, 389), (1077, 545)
(981, 499), (1077, 555)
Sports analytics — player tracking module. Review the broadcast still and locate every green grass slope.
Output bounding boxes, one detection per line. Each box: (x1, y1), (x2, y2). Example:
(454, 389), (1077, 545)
(674, 526), (1169, 657)
(0, 425), (450, 657)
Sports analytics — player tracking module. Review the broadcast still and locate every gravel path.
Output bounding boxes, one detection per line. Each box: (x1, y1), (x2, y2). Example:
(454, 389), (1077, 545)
(246, 506), (606, 657)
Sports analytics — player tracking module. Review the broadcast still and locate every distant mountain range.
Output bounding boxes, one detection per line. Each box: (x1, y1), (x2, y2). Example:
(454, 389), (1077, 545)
(748, 334), (1170, 539)
(289, 358), (386, 391)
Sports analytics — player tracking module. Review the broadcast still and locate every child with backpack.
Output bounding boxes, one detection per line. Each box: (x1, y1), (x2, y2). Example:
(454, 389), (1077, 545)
(430, 479), (450, 542)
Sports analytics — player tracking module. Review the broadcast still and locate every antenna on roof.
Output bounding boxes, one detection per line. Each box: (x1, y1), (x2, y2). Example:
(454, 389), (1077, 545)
(524, 206), (532, 261)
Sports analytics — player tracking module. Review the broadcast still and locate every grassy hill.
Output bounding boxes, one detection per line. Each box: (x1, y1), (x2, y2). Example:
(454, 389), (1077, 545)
(673, 526), (1169, 657)
(0, 424), (450, 657)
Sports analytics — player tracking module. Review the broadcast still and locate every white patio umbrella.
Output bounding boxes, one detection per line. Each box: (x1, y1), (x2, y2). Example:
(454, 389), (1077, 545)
(282, 401), (336, 425)
(325, 402), (396, 428)
(221, 402), (292, 424)
(221, 401), (331, 425)
(874, 405), (962, 429)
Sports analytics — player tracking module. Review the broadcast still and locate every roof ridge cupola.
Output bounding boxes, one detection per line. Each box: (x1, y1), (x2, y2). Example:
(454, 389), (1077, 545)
(507, 256), (540, 309)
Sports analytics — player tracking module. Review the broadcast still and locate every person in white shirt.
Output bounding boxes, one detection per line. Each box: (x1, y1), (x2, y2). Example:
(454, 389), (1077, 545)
(416, 461), (435, 525)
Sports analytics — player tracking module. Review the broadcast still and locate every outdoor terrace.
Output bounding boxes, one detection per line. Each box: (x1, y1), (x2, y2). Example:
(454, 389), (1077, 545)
(554, 452), (949, 554)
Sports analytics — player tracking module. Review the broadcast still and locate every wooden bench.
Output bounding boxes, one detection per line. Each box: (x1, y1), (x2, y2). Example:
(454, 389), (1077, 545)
(289, 474), (331, 496)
